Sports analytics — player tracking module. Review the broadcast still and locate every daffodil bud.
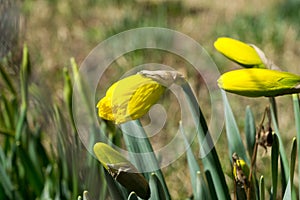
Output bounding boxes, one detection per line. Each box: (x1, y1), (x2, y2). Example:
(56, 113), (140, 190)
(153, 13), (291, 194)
(97, 72), (166, 124)
(218, 68), (300, 97)
(214, 37), (265, 68)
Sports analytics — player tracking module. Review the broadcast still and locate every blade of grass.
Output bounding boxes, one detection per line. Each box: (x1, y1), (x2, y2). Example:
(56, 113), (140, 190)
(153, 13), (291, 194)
(20, 44), (30, 110)
(0, 58), (16, 95)
(15, 45), (30, 142)
(0, 155), (13, 199)
(1, 94), (15, 130)
(17, 145), (44, 196)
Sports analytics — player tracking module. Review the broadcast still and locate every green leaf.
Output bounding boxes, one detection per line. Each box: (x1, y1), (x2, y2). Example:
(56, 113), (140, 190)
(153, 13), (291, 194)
(1, 94), (15, 131)
(181, 83), (230, 200)
(195, 171), (212, 200)
(244, 106), (256, 158)
(204, 171), (218, 200)
(94, 142), (150, 199)
(0, 155), (13, 199)
(17, 145), (44, 196)
(103, 169), (127, 200)
(149, 173), (166, 200)
(83, 191), (90, 200)
(0, 59), (16, 95)
(283, 179), (291, 200)
(259, 176), (265, 200)
(289, 137), (297, 200)
(127, 192), (138, 200)
(271, 134), (279, 199)
(222, 91), (249, 164)
(20, 44), (30, 110)
(270, 105), (290, 189)
(292, 94), (300, 198)
(121, 120), (170, 200)
(15, 106), (26, 141)
(179, 121), (200, 196)
(63, 67), (76, 131)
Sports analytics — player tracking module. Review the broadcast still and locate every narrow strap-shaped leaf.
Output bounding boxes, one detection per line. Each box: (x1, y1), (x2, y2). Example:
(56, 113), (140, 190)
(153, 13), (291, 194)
(181, 83), (230, 200)
(83, 191), (90, 200)
(121, 120), (170, 200)
(283, 179), (291, 200)
(149, 173), (166, 200)
(104, 169), (126, 200)
(289, 137), (297, 200)
(245, 106), (256, 158)
(222, 91), (249, 164)
(204, 171), (218, 200)
(195, 171), (212, 200)
(271, 134), (279, 199)
(0, 60), (16, 95)
(0, 155), (13, 199)
(127, 192), (139, 200)
(270, 105), (290, 189)
(179, 121), (201, 196)
(260, 176), (265, 200)
(17, 145), (44, 195)
(1, 94), (15, 130)
(20, 44), (30, 110)
(292, 94), (300, 198)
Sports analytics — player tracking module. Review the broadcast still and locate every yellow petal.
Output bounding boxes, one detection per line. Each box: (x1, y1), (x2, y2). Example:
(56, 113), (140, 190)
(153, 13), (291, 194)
(97, 74), (165, 124)
(214, 37), (264, 68)
(218, 69), (300, 97)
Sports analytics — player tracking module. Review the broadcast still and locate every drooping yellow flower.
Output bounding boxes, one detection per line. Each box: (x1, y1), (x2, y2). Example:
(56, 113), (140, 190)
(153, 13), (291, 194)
(218, 68), (300, 97)
(97, 73), (165, 124)
(214, 37), (265, 68)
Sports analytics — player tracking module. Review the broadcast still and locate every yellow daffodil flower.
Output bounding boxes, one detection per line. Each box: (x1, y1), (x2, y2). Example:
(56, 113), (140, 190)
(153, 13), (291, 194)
(97, 73), (166, 124)
(218, 68), (300, 97)
(214, 37), (265, 68)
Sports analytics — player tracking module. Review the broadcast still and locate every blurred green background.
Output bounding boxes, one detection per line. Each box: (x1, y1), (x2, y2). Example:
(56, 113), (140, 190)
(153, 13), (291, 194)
(1, 0), (300, 199)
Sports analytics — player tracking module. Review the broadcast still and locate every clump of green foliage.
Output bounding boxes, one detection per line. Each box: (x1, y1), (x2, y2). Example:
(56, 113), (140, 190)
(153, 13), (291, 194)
(1, 42), (300, 200)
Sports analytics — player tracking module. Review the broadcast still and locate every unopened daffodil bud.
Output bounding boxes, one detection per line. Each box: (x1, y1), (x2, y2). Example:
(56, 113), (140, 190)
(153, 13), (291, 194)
(214, 37), (266, 68)
(97, 70), (184, 124)
(218, 68), (300, 97)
